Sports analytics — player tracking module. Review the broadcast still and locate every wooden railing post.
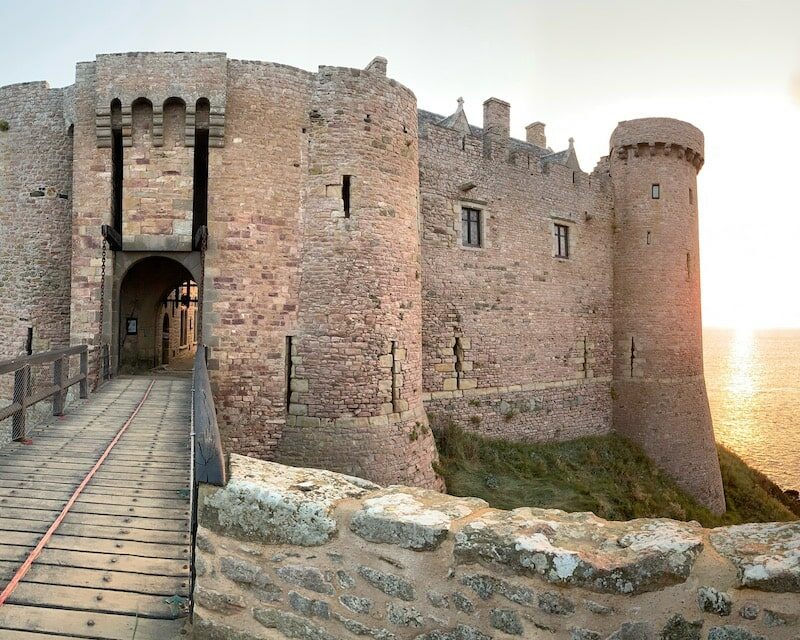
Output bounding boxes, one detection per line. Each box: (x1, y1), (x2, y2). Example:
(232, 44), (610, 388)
(52, 356), (66, 416)
(12, 364), (30, 440)
(79, 348), (89, 399)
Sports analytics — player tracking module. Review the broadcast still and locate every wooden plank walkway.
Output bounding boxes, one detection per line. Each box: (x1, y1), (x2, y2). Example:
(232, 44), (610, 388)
(0, 376), (192, 639)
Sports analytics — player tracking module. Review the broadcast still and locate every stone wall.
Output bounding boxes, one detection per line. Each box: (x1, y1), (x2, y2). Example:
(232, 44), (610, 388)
(194, 455), (800, 640)
(418, 103), (614, 443)
(203, 59), (310, 460)
(0, 82), (72, 360)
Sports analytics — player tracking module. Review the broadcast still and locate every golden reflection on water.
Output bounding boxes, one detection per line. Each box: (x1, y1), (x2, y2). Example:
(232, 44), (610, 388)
(727, 328), (755, 397)
(719, 328), (764, 449)
(705, 329), (800, 490)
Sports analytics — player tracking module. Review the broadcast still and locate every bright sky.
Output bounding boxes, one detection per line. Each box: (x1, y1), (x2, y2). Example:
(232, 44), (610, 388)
(1, 0), (798, 328)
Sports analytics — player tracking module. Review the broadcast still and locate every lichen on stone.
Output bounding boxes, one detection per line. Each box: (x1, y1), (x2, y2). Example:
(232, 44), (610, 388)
(350, 486), (486, 550)
(201, 454), (375, 545)
(453, 507), (703, 595)
(709, 522), (800, 592)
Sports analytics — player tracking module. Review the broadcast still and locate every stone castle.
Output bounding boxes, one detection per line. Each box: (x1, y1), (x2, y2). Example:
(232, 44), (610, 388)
(0, 52), (725, 512)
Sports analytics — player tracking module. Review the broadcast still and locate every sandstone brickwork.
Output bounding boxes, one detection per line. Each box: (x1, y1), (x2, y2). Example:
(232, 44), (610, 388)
(194, 457), (800, 640)
(418, 101), (614, 444)
(0, 82), (72, 360)
(609, 118), (725, 513)
(0, 52), (724, 506)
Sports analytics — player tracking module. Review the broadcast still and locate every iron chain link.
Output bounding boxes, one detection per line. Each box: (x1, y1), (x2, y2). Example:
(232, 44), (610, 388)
(96, 238), (107, 389)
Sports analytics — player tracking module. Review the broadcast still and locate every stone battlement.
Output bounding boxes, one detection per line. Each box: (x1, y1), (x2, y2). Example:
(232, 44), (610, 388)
(194, 456), (800, 639)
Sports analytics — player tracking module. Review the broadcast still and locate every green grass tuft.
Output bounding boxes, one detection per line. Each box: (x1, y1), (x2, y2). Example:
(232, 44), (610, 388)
(434, 421), (799, 527)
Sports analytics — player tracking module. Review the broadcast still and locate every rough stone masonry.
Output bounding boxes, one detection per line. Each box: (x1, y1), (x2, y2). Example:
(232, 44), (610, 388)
(0, 51), (723, 511)
(193, 455), (800, 640)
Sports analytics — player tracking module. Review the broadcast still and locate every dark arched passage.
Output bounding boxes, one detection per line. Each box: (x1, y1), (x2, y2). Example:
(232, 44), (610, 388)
(117, 256), (199, 373)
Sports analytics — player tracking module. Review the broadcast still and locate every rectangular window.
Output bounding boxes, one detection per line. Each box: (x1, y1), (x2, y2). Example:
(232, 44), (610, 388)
(342, 175), (352, 217)
(651, 183), (660, 199)
(461, 207), (482, 247)
(554, 223), (569, 258)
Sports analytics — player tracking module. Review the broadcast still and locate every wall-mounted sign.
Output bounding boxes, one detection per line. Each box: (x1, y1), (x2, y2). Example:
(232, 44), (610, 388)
(126, 317), (138, 335)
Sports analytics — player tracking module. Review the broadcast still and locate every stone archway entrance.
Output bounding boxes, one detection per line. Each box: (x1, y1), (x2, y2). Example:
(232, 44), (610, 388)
(116, 256), (200, 373)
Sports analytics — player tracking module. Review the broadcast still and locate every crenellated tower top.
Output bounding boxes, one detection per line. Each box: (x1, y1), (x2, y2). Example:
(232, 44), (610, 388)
(610, 117), (704, 173)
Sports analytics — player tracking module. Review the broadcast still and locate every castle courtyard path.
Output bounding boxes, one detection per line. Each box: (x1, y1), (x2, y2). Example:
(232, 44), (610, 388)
(0, 376), (191, 639)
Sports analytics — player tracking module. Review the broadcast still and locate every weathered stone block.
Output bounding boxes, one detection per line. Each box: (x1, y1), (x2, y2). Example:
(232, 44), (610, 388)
(200, 454), (376, 546)
(350, 486), (486, 550)
(454, 508), (703, 595)
(709, 523), (800, 592)
(358, 565), (416, 601)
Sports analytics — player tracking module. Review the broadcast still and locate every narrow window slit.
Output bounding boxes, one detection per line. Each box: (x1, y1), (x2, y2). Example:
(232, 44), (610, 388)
(646, 231), (651, 245)
(686, 252), (691, 281)
(630, 337), (636, 378)
(342, 175), (352, 217)
(285, 336), (293, 413)
(582, 336), (589, 378)
(453, 337), (464, 389)
(391, 340), (400, 412)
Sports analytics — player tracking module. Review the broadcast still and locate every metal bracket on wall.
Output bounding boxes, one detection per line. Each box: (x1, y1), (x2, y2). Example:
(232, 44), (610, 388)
(101, 224), (122, 251)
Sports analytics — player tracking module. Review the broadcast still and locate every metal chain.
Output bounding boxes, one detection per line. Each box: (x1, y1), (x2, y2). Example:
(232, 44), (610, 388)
(96, 238), (107, 390)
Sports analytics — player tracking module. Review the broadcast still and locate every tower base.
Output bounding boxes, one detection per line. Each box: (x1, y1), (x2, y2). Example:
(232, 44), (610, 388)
(276, 406), (444, 491)
(613, 377), (726, 514)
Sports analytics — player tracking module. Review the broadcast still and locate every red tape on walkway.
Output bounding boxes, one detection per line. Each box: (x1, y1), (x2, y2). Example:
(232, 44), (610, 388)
(0, 378), (157, 606)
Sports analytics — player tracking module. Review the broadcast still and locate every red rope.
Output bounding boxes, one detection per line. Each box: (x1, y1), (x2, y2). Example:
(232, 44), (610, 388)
(0, 378), (157, 606)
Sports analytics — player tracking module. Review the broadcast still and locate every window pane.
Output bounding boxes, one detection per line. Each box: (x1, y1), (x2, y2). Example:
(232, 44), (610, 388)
(555, 224), (569, 258)
(461, 207), (482, 247)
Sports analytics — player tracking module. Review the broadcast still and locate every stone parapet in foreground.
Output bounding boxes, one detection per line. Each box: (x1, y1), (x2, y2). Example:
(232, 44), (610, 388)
(194, 455), (800, 639)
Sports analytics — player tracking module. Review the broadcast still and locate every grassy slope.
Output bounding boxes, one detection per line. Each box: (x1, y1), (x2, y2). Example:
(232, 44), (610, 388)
(434, 423), (799, 527)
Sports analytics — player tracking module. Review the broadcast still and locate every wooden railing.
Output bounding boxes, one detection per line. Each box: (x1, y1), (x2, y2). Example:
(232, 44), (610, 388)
(0, 345), (89, 441)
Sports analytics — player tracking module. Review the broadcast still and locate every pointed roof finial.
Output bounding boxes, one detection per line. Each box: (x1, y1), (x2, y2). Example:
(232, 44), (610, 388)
(568, 137), (575, 149)
(457, 96), (464, 107)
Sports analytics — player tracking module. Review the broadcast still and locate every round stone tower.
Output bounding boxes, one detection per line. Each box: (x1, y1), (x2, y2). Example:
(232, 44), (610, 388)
(609, 118), (725, 513)
(0, 82), (73, 360)
(276, 60), (443, 489)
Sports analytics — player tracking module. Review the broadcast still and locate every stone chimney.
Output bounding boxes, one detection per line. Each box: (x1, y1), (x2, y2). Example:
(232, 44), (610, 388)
(483, 98), (510, 139)
(483, 98), (510, 158)
(526, 122), (546, 148)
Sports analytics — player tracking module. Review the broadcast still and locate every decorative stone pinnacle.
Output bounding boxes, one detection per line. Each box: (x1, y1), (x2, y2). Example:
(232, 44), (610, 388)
(568, 137), (575, 148)
(457, 97), (464, 107)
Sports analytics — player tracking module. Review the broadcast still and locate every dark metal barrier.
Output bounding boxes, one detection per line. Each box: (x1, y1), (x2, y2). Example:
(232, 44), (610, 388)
(0, 345), (89, 441)
(190, 344), (225, 616)
(191, 345), (226, 486)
